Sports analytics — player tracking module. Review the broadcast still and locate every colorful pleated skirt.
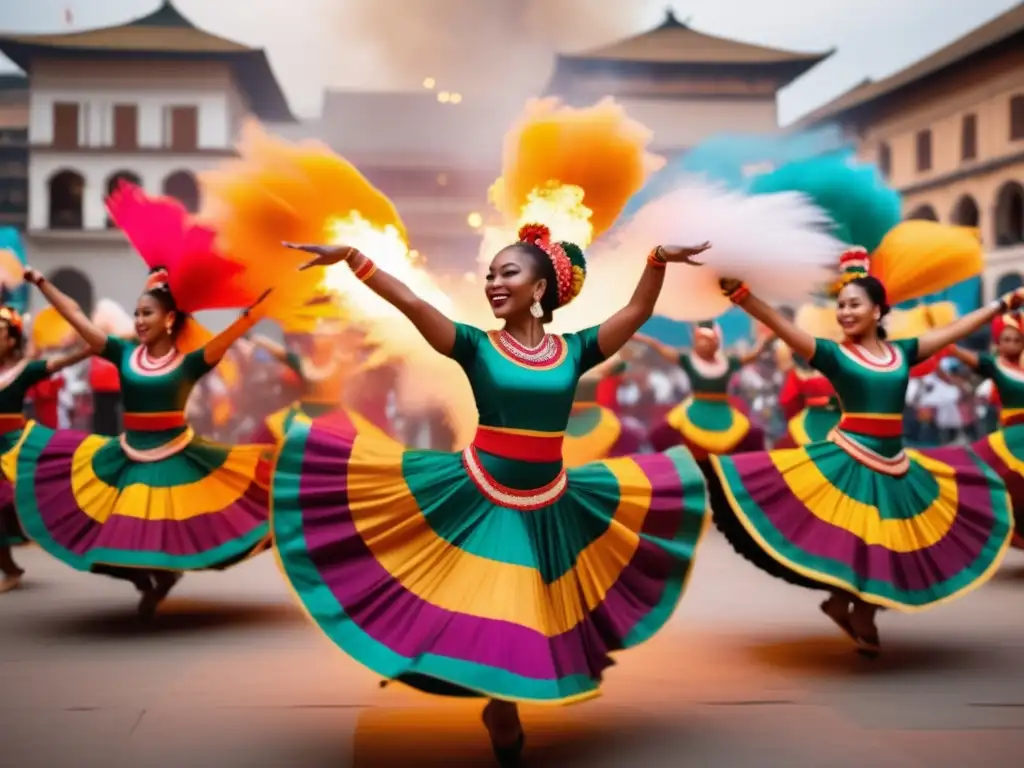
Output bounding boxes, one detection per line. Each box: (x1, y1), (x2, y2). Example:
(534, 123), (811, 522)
(562, 403), (643, 467)
(708, 434), (1013, 610)
(649, 396), (764, 459)
(272, 418), (710, 704)
(773, 405), (841, 449)
(966, 422), (1024, 550)
(6, 425), (273, 571)
(0, 420), (34, 547)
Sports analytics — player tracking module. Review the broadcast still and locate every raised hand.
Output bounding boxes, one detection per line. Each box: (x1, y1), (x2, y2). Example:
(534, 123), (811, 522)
(719, 277), (743, 294)
(1001, 286), (1024, 312)
(23, 267), (44, 286)
(658, 242), (711, 266)
(281, 242), (359, 271)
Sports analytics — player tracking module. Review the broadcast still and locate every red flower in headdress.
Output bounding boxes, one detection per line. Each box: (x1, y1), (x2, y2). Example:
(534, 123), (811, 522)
(106, 181), (255, 314)
(517, 223), (573, 307)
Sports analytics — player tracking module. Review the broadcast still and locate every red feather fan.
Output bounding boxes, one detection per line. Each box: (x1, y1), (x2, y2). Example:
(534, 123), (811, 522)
(106, 181), (255, 313)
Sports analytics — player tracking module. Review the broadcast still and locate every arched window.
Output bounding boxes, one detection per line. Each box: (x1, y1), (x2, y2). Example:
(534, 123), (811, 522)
(950, 195), (980, 228)
(162, 170), (199, 213)
(994, 181), (1024, 245)
(996, 272), (1023, 296)
(906, 204), (938, 221)
(47, 169), (85, 229)
(105, 170), (142, 228)
(48, 267), (95, 317)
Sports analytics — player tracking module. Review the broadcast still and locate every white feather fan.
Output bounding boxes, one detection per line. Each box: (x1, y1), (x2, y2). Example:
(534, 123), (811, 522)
(583, 179), (848, 322)
(91, 298), (134, 337)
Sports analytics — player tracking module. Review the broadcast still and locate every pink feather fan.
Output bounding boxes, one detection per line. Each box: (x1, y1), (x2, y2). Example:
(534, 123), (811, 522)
(106, 181), (255, 313)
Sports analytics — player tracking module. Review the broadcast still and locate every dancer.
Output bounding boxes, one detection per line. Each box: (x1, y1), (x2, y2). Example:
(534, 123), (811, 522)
(10, 183), (277, 617)
(638, 324), (773, 457)
(948, 312), (1024, 548)
(562, 352), (644, 466)
(0, 307), (92, 593)
(708, 249), (1017, 655)
(273, 229), (712, 765)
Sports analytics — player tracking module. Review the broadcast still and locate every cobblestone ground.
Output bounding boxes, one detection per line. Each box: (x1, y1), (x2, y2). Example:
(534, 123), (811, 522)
(3, 535), (1023, 767)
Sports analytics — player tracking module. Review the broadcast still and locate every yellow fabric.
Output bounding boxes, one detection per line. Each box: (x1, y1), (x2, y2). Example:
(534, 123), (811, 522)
(787, 410), (812, 446)
(344, 431), (666, 637)
(666, 398), (750, 454)
(871, 221), (982, 305)
(769, 447), (959, 551)
(562, 406), (621, 468)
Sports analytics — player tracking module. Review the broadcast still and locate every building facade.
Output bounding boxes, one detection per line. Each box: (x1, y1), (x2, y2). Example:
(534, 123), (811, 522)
(799, 2), (1024, 303)
(0, 1), (293, 317)
(0, 73), (28, 231)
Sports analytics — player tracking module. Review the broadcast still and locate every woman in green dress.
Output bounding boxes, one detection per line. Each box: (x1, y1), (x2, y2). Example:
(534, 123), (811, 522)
(562, 353), (645, 466)
(708, 248), (1017, 656)
(14, 266), (273, 617)
(638, 324), (772, 459)
(275, 225), (712, 766)
(947, 312), (1024, 549)
(0, 306), (92, 593)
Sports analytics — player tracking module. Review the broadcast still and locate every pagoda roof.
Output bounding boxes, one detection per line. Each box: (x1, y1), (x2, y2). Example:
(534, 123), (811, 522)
(798, 2), (1024, 126)
(560, 10), (831, 77)
(0, 1), (293, 121)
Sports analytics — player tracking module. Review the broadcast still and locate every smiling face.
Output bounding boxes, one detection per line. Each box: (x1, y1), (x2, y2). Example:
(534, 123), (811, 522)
(693, 329), (720, 357)
(836, 283), (880, 340)
(997, 326), (1024, 361)
(134, 293), (173, 345)
(485, 245), (547, 321)
(0, 320), (17, 360)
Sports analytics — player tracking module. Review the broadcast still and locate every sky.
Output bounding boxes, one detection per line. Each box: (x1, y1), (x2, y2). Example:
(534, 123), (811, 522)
(0, 0), (1019, 124)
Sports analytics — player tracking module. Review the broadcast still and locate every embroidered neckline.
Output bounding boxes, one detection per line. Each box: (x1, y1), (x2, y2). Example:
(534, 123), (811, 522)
(489, 330), (567, 370)
(996, 358), (1024, 384)
(840, 341), (901, 372)
(688, 352), (729, 380)
(129, 345), (184, 377)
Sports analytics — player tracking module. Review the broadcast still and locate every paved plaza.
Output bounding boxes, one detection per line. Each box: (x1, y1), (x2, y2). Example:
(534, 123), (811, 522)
(3, 533), (1023, 767)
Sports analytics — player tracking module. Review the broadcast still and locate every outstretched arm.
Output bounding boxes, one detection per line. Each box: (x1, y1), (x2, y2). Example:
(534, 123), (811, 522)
(633, 333), (682, 364)
(286, 244), (456, 357)
(726, 281), (816, 361)
(916, 294), (1020, 360)
(948, 346), (980, 371)
(737, 333), (774, 366)
(204, 313), (260, 367)
(23, 268), (106, 351)
(597, 244), (710, 358)
(44, 344), (94, 374)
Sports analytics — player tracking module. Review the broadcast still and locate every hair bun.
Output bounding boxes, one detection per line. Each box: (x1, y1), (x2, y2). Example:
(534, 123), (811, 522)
(560, 241), (587, 300)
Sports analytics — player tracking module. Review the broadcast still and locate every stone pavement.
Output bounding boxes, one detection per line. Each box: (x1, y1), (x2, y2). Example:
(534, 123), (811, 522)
(2, 534), (1022, 767)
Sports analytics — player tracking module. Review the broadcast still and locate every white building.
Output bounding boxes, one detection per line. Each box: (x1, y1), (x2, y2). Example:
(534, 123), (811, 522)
(0, 1), (293, 317)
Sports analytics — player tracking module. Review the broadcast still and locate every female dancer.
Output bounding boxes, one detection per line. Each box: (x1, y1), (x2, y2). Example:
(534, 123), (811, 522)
(709, 249), (1017, 655)
(14, 267), (273, 616)
(274, 227), (712, 765)
(638, 324), (772, 457)
(0, 307), (92, 593)
(948, 312), (1024, 548)
(562, 353), (645, 466)
(774, 360), (839, 448)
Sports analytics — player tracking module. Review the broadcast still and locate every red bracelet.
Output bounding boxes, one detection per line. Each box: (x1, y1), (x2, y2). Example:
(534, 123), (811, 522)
(726, 284), (750, 304)
(351, 257), (377, 282)
(646, 247), (667, 269)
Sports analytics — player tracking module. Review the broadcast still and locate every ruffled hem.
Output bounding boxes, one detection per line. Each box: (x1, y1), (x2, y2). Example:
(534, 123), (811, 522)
(967, 429), (1023, 548)
(708, 442), (1013, 610)
(10, 425), (272, 572)
(563, 405), (642, 467)
(272, 416), (710, 704)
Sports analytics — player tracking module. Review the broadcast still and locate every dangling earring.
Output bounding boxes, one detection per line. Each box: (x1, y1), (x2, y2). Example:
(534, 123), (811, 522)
(530, 300), (543, 319)
(165, 320), (173, 336)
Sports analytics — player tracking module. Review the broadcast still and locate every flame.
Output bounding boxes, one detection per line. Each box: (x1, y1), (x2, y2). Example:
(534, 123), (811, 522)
(517, 182), (594, 248)
(323, 212), (453, 319)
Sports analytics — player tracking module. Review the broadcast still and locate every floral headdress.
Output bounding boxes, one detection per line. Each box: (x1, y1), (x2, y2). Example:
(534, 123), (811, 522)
(516, 223), (586, 308)
(827, 246), (870, 297)
(0, 305), (23, 334)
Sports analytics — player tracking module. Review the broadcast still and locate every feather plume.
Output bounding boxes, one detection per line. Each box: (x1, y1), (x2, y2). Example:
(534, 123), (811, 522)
(870, 221), (983, 305)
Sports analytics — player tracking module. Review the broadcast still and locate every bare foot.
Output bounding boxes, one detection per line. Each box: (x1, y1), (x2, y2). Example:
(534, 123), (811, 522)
(138, 573), (182, 619)
(849, 603), (881, 658)
(0, 574), (22, 594)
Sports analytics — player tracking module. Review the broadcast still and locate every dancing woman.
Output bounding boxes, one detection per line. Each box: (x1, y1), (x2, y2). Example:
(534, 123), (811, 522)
(562, 353), (644, 466)
(0, 307), (92, 593)
(638, 324), (772, 457)
(948, 312), (1024, 548)
(13, 266), (273, 616)
(708, 249), (1017, 655)
(273, 228), (712, 765)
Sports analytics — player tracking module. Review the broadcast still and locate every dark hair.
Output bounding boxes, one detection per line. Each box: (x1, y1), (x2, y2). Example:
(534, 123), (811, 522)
(845, 275), (891, 340)
(502, 242), (560, 323)
(143, 268), (187, 338)
(0, 318), (22, 353)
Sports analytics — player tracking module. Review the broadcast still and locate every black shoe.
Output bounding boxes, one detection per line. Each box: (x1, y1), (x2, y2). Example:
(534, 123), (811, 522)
(492, 731), (524, 767)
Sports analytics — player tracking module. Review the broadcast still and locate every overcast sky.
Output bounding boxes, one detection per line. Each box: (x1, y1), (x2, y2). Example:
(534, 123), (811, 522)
(0, 0), (1019, 124)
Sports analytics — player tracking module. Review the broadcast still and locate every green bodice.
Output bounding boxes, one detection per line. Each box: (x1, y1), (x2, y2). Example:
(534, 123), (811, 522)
(450, 323), (605, 488)
(810, 338), (919, 457)
(978, 353), (1024, 409)
(680, 353), (741, 430)
(101, 336), (213, 450)
(0, 359), (49, 450)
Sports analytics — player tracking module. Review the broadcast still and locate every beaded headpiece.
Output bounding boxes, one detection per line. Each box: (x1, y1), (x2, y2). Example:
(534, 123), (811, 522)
(0, 305), (23, 334)
(827, 246), (870, 297)
(516, 223), (586, 308)
(993, 312), (1023, 339)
